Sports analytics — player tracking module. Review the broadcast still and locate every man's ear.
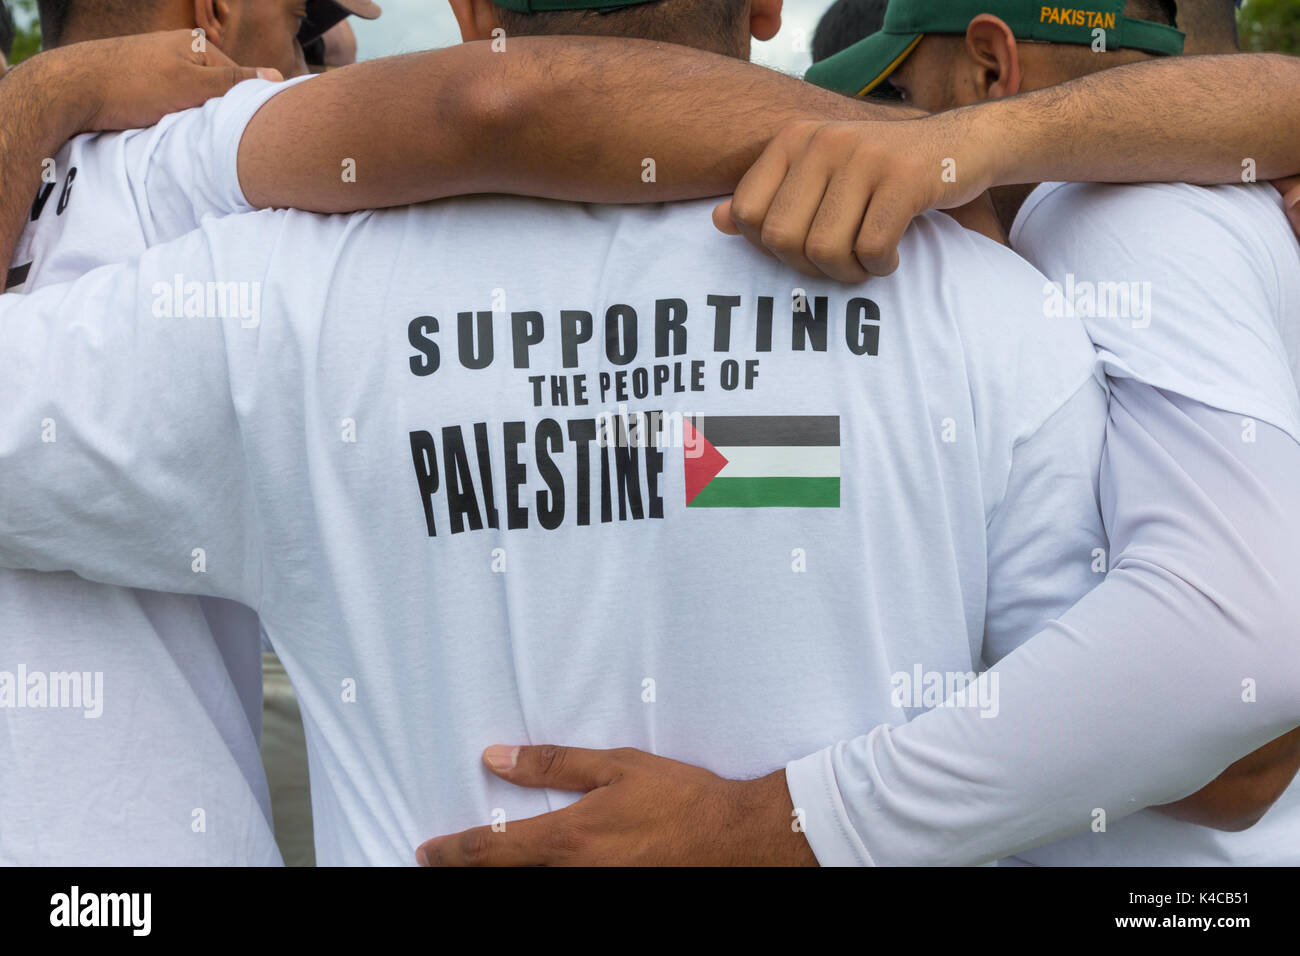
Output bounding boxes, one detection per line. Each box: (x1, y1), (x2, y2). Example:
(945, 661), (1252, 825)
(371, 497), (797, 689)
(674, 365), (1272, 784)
(964, 14), (1021, 99)
(750, 0), (783, 43)
(193, 0), (229, 48)
(448, 0), (502, 43)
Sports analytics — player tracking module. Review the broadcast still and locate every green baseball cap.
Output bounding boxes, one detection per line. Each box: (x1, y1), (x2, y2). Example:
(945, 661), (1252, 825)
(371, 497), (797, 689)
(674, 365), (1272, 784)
(806, 0), (1185, 98)
(491, 0), (656, 9)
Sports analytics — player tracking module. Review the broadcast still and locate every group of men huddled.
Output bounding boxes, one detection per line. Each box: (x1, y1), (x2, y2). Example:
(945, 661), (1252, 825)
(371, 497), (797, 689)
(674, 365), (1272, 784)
(1, 0), (1299, 867)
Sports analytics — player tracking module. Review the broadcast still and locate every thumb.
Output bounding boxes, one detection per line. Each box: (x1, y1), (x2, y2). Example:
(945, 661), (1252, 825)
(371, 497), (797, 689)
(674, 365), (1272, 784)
(482, 744), (620, 792)
(197, 63), (282, 99)
(192, 39), (282, 84)
(713, 199), (741, 236)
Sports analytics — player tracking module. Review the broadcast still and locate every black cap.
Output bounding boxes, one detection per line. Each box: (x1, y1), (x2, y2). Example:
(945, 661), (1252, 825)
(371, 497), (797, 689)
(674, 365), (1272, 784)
(298, 0), (382, 46)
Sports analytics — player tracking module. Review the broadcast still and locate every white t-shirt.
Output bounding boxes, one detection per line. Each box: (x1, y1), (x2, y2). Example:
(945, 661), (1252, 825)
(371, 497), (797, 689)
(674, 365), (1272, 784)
(1007, 180), (1300, 865)
(0, 199), (1107, 865)
(0, 78), (304, 865)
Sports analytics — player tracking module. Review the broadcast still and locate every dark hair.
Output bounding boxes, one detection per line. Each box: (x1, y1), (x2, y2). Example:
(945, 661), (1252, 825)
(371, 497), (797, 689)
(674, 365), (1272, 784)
(37, 0), (163, 47)
(811, 0), (890, 62)
(35, 0), (68, 46)
(303, 33), (325, 66)
(496, 0), (750, 58)
(0, 0), (15, 59)
(1128, 0), (1178, 27)
(811, 0), (901, 100)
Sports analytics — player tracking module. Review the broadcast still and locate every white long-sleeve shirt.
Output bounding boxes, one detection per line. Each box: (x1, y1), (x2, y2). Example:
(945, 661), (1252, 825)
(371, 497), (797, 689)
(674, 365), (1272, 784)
(789, 381), (1300, 865)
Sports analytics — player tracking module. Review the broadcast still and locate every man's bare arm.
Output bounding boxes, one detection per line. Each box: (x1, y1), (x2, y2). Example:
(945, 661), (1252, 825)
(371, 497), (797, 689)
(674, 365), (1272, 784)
(983, 53), (1300, 190)
(0, 31), (276, 279)
(0, 54), (82, 291)
(723, 52), (1300, 279)
(237, 36), (917, 212)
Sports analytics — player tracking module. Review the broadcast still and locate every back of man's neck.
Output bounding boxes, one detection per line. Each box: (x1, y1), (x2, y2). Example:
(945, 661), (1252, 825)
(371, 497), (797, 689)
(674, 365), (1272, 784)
(59, 9), (192, 47)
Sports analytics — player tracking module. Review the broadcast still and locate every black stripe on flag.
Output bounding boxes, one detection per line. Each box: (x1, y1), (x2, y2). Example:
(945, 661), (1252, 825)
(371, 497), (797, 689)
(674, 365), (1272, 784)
(691, 415), (839, 447)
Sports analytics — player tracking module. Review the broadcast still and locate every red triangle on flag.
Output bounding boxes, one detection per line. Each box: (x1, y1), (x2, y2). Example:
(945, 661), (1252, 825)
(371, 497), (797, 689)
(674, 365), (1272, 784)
(683, 420), (729, 506)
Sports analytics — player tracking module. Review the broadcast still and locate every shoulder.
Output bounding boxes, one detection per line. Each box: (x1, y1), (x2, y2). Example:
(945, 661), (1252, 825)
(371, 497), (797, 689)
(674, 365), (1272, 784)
(898, 212), (1102, 443)
(1014, 181), (1291, 262)
(145, 74), (319, 145)
(901, 210), (1091, 351)
(1014, 181), (1298, 314)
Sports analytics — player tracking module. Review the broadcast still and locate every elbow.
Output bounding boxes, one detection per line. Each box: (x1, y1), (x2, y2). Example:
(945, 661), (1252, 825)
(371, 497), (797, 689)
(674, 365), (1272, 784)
(1198, 776), (1288, 833)
(1195, 815), (1260, 834)
(455, 53), (540, 157)
(1167, 726), (1300, 832)
(1201, 792), (1272, 833)
(1215, 813), (1266, 834)
(1158, 775), (1284, 832)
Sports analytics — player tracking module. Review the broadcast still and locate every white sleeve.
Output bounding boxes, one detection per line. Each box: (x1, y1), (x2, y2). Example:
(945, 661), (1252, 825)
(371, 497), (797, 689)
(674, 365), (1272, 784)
(0, 224), (273, 607)
(787, 380), (1300, 866)
(122, 75), (314, 245)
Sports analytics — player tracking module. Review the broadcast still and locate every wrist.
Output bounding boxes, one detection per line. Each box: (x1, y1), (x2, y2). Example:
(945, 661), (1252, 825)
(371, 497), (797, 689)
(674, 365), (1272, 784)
(733, 769), (819, 866)
(967, 97), (1039, 189)
(928, 104), (999, 198)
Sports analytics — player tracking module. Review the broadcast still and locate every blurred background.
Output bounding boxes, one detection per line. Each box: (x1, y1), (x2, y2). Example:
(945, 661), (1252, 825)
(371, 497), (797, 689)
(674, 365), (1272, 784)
(7, 0), (1300, 67)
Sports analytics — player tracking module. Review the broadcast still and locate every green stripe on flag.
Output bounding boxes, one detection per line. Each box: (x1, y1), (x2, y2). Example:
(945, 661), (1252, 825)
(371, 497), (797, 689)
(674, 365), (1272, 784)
(687, 477), (840, 509)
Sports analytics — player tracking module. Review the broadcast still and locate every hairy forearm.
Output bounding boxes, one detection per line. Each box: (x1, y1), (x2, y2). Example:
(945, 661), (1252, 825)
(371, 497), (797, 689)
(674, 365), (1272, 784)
(974, 53), (1300, 188)
(239, 36), (919, 212)
(0, 52), (93, 279)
